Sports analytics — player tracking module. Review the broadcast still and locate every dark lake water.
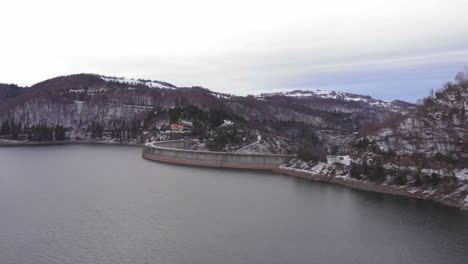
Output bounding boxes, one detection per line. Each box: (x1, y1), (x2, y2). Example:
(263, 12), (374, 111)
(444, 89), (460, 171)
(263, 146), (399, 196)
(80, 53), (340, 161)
(0, 145), (467, 264)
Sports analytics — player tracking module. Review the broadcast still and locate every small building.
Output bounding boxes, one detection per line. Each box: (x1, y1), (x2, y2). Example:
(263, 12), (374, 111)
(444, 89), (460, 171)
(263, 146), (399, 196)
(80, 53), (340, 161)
(170, 123), (184, 131)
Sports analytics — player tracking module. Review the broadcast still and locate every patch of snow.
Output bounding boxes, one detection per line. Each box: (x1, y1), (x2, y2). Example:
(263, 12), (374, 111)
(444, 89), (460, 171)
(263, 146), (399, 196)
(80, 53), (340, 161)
(101, 76), (175, 89)
(327, 155), (352, 166)
(210, 92), (232, 99)
(69, 89), (86, 93)
(180, 120), (193, 126)
(454, 168), (468, 181)
(284, 92), (315, 97)
(219, 120), (234, 127)
(335, 173), (350, 179)
(376, 141), (389, 152)
(378, 128), (393, 137)
(280, 162), (328, 175)
(307, 162), (328, 174)
(344, 97), (366, 102)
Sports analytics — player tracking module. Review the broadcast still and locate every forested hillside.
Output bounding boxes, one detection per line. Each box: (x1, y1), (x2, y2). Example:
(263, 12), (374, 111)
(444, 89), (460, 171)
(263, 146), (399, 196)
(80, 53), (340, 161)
(0, 73), (413, 153)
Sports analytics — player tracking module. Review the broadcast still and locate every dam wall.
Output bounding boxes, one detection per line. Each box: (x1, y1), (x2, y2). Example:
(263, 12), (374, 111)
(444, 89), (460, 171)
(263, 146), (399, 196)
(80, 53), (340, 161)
(142, 140), (295, 170)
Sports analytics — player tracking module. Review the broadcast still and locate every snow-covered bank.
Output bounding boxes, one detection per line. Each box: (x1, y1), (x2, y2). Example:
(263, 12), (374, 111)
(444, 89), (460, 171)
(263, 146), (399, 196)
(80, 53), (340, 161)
(275, 157), (468, 211)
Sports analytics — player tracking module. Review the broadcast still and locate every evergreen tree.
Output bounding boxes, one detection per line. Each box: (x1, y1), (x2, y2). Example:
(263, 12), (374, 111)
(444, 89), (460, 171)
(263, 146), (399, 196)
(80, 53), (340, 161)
(0, 120), (10, 135)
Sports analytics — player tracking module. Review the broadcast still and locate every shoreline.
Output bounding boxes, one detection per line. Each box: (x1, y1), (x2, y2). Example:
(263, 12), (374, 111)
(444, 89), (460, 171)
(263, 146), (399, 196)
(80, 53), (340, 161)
(272, 167), (468, 212)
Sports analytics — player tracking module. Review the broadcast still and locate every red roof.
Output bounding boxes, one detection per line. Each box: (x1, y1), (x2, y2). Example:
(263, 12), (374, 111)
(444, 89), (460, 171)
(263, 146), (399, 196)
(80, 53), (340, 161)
(170, 123), (184, 127)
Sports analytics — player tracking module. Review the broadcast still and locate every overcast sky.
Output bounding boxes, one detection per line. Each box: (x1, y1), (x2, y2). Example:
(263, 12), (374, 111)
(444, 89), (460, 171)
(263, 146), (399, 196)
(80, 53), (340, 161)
(1, 0), (467, 102)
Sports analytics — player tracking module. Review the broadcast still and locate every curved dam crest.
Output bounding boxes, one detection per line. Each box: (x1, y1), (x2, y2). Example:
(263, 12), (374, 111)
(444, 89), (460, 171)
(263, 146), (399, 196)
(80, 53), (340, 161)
(142, 140), (295, 170)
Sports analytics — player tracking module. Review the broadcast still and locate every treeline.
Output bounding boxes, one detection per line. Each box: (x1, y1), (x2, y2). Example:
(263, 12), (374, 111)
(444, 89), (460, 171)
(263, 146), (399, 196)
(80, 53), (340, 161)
(0, 120), (67, 141)
(27, 124), (67, 141)
(0, 119), (21, 138)
(110, 119), (144, 142)
(87, 118), (145, 142)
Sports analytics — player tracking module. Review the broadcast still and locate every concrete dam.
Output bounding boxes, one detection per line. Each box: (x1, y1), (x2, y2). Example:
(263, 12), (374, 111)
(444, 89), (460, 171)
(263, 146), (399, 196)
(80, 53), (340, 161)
(142, 140), (295, 170)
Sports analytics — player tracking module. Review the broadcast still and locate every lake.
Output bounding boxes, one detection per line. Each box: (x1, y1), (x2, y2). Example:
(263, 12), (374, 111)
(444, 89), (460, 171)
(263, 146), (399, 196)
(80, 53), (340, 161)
(0, 145), (467, 264)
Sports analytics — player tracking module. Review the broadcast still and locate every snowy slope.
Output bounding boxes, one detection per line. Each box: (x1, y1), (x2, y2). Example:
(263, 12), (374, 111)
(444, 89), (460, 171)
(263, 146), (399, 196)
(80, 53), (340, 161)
(258, 90), (412, 111)
(100, 76), (176, 89)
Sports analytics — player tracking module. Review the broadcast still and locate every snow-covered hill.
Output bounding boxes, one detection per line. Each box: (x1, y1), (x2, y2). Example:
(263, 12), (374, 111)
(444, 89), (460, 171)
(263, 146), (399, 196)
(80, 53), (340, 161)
(259, 89), (413, 112)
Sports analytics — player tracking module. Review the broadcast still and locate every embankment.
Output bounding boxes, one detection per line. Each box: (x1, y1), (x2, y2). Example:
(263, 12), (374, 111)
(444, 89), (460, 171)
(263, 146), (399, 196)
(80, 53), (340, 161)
(142, 140), (294, 170)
